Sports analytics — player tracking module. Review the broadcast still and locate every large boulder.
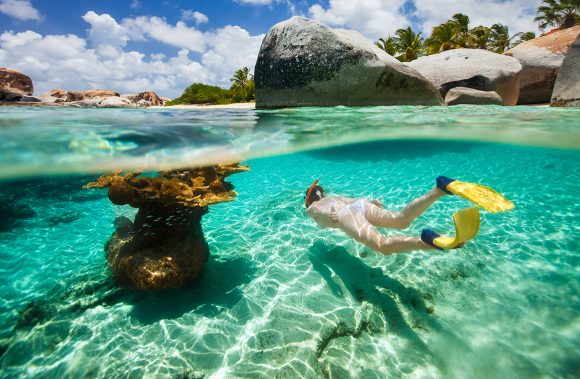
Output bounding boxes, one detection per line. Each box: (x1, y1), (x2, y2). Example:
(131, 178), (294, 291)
(83, 89), (120, 98)
(504, 25), (580, 104)
(98, 96), (136, 108)
(42, 88), (84, 102)
(133, 91), (164, 106)
(445, 87), (503, 105)
(408, 49), (522, 105)
(254, 17), (443, 108)
(0, 68), (33, 101)
(551, 34), (580, 107)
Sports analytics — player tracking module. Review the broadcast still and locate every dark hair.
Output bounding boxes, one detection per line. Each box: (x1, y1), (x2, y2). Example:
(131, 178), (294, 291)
(305, 185), (324, 207)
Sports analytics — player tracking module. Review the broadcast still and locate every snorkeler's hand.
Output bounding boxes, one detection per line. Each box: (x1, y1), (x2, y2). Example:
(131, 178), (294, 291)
(330, 205), (339, 223)
(371, 199), (384, 208)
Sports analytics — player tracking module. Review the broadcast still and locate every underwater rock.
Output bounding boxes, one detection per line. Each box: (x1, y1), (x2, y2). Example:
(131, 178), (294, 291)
(0, 202), (36, 232)
(504, 25), (579, 104)
(551, 34), (580, 107)
(445, 87), (503, 106)
(85, 164), (249, 290)
(254, 16), (443, 108)
(408, 48), (522, 105)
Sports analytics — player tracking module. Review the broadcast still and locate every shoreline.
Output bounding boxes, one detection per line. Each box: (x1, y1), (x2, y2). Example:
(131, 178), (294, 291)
(153, 102), (256, 109)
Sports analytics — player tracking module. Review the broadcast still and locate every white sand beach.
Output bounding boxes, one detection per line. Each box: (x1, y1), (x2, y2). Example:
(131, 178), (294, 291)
(154, 102), (256, 109)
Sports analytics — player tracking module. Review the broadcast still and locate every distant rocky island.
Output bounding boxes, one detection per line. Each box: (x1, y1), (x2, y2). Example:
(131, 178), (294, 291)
(1, 19), (578, 109)
(0, 68), (168, 108)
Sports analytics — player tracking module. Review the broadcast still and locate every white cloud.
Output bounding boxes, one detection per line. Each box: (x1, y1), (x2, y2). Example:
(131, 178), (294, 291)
(130, 0), (141, 9)
(307, 0), (541, 40)
(82, 11), (128, 57)
(308, 0), (410, 39)
(0, 12), (264, 98)
(413, 0), (542, 34)
(122, 16), (208, 53)
(0, 0), (41, 21)
(181, 10), (209, 25)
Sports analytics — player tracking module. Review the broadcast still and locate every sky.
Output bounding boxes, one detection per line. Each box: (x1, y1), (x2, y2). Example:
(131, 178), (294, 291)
(0, 0), (542, 98)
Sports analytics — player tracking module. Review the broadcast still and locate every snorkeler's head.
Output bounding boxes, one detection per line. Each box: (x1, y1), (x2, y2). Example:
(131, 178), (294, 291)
(305, 179), (324, 208)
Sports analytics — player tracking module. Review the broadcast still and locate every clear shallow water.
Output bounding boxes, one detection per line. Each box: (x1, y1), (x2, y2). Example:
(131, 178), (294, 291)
(0, 105), (578, 179)
(0, 107), (579, 378)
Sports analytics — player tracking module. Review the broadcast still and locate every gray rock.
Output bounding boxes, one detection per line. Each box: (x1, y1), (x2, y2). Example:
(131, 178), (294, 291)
(97, 96), (136, 108)
(504, 25), (580, 104)
(135, 99), (151, 108)
(0, 88), (24, 101)
(408, 48), (522, 105)
(551, 34), (580, 107)
(19, 95), (42, 103)
(445, 87), (503, 105)
(254, 17), (443, 108)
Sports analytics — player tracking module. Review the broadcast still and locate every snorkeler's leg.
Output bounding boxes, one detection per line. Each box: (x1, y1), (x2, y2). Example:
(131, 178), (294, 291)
(338, 211), (435, 254)
(366, 186), (446, 229)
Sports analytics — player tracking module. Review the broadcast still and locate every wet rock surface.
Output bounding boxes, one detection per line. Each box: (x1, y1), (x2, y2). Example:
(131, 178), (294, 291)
(504, 25), (580, 104)
(551, 34), (580, 107)
(255, 17), (443, 108)
(408, 48), (522, 105)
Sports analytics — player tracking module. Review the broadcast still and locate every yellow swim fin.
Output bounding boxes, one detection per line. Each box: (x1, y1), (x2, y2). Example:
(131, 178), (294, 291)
(437, 176), (514, 213)
(421, 207), (480, 250)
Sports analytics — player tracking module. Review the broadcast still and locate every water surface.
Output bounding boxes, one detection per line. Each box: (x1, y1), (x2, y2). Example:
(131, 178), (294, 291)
(0, 106), (578, 378)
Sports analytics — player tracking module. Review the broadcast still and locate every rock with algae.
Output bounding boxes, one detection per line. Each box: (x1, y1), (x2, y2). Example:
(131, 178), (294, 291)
(85, 164), (249, 290)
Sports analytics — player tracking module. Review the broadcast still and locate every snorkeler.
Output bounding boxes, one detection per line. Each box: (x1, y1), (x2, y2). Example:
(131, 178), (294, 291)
(305, 177), (513, 255)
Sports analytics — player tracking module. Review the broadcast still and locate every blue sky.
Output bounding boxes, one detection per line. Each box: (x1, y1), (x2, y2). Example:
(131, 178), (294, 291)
(0, 0), (541, 97)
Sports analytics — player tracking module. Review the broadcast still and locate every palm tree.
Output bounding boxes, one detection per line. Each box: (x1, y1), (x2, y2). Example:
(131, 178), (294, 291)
(535, 0), (580, 31)
(375, 36), (398, 56)
(425, 22), (459, 54)
(393, 27), (424, 62)
(488, 24), (523, 53)
(469, 26), (492, 49)
(449, 13), (473, 47)
(230, 67), (252, 102)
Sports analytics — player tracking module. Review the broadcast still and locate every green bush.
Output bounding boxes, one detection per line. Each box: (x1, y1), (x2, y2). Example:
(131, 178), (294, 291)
(166, 83), (233, 106)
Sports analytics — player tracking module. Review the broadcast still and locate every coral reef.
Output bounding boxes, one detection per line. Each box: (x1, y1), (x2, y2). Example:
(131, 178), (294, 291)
(85, 164), (249, 290)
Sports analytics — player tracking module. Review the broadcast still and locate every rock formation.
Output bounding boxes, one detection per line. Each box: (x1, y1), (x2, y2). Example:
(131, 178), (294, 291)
(445, 87), (503, 106)
(132, 91), (164, 106)
(38, 89), (165, 108)
(84, 163), (249, 290)
(504, 25), (580, 104)
(551, 34), (580, 107)
(254, 17), (443, 108)
(408, 49), (522, 105)
(0, 68), (33, 101)
(83, 89), (120, 98)
(41, 88), (84, 103)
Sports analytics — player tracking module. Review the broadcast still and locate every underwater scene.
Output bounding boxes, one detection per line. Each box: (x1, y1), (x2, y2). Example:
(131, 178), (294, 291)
(0, 106), (579, 378)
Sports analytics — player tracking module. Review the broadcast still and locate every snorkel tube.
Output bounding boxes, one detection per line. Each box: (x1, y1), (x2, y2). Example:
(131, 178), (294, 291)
(305, 179), (320, 208)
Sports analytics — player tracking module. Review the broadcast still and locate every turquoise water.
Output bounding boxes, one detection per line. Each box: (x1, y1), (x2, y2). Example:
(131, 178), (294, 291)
(0, 107), (579, 378)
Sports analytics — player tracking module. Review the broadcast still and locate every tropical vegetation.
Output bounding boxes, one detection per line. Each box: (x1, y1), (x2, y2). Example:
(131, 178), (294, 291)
(535, 0), (580, 31)
(166, 67), (255, 105)
(374, 3), (577, 62)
